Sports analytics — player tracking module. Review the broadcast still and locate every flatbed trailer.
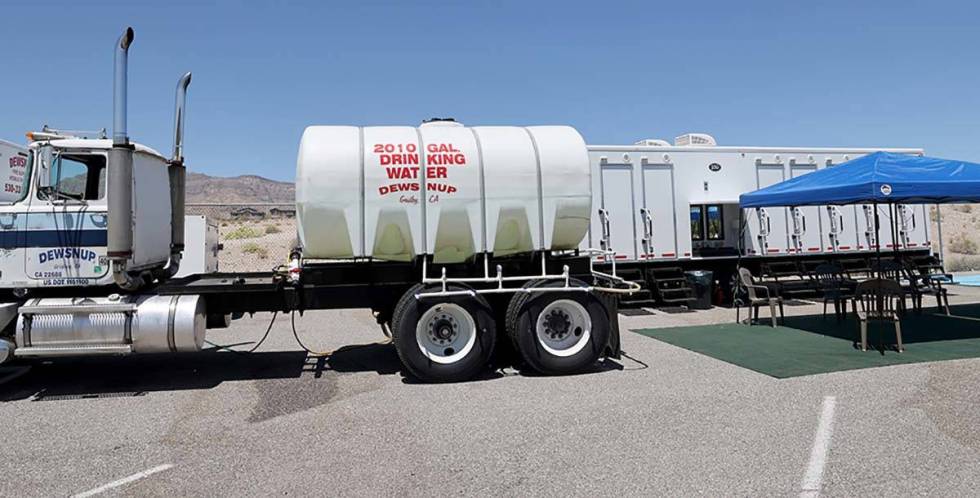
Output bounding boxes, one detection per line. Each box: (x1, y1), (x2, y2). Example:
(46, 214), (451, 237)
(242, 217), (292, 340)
(155, 252), (622, 373)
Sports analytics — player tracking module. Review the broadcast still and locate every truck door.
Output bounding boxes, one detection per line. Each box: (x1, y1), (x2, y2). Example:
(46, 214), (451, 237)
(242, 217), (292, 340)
(789, 163), (821, 254)
(750, 165), (788, 255)
(598, 163), (636, 261)
(640, 164), (677, 259)
(24, 150), (111, 286)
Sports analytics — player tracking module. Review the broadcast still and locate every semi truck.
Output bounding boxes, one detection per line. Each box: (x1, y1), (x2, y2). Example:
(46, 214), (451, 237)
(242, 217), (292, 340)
(0, 28), (634, 383)
(0, 28), (940, 383)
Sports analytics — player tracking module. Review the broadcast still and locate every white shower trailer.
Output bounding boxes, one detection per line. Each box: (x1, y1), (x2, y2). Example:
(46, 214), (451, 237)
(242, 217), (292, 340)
(584, 134), (935, 302)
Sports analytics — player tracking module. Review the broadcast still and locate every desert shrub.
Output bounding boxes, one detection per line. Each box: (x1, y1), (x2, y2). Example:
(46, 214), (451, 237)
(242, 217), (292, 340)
(265, 224), (281, 234)
(955, 204), (973, 213)
(946, 256), (977, 273)
(225, 225), (262, 240)
(241, 242), (268, 258)
(948, 234), (978, 255)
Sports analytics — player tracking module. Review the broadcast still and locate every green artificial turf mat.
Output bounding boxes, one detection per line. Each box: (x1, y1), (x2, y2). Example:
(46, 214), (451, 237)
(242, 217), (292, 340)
(633, 303), (980, 378)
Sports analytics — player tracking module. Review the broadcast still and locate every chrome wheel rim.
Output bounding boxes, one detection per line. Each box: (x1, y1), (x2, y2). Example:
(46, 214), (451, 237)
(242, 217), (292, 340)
(416, 303), (477, 365)
(535, 299), (591, 357)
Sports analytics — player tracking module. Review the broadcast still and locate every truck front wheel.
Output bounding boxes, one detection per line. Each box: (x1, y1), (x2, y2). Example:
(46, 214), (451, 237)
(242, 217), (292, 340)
(391, 284), (497, 383)
(506, 280), (611, 375)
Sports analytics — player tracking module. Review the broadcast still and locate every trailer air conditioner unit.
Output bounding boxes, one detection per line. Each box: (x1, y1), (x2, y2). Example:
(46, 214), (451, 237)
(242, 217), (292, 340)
(674, 133), (717, 146)
(633, 138), (671, 147)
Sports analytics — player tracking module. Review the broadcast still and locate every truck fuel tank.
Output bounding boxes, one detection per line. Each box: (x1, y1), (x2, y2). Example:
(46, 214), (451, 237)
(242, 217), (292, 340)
(13, 294), (205, 358)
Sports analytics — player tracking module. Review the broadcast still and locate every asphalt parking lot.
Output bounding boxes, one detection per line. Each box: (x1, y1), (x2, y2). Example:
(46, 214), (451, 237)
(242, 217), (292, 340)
(3, 287), (980, 496)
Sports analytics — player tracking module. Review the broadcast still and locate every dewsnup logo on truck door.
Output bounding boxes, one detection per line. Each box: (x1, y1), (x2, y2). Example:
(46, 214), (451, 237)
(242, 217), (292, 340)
(12, 227), (112, 285)
(372, 142), (465, 203)
(29, 246), (110, 285)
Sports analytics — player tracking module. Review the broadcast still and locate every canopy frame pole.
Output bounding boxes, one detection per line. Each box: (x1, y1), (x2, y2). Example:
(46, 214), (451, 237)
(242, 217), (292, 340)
(874, 201), (881, 277)
(736, 207), (745, 296)
(935, 204), (945, 264)
(736, 208), (745, 259)
(891, 202), (900, 259)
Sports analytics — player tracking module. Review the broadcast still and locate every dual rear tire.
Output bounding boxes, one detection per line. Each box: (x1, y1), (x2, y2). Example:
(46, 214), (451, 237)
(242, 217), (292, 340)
(505, 280), (611, 375)
(391, 284), (497, 383)
(391, 280), (611, 382)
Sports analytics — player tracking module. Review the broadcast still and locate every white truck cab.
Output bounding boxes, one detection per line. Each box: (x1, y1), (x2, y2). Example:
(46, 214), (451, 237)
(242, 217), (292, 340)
(0, 26), (191, 297)
(0, 134), (173, 291)
(0, 28), (207, 365)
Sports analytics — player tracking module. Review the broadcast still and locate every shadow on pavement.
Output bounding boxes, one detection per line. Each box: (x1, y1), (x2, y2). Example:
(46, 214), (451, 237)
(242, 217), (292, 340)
(0, 339), (625, 400)
(0, 341), (408, 402)
(783, 302), (980, 345)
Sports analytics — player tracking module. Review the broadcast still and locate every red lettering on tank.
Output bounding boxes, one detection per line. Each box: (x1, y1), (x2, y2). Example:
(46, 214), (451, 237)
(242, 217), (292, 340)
(426, 183), (458, 194)
(386, 167), (419, 179)
(425, 166), (448, 179)
(378, 153), (419, 166)
(427, 153), (467, 165)
(426, 143), (461, 153)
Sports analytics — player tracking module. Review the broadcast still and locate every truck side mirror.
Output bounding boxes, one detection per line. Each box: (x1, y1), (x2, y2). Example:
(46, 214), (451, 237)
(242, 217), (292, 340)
(37, 146), (54, 188)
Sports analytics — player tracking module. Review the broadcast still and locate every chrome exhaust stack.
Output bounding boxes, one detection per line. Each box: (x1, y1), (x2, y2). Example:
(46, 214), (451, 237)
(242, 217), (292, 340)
(172, 72), (191, 163)
(164, 72), (192, 278)
(111, 27), (133, 147)
(107, 27), (141, 291)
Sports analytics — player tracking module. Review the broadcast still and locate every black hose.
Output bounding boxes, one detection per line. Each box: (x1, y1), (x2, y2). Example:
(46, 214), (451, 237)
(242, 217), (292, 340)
(204, 311), (278, 354)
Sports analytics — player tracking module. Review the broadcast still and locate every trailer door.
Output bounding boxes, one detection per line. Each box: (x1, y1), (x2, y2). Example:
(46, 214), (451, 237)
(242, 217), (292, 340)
(817, 160), (860, 252)
(820, 204), (858, 252)
(877, 204), (902, 251)
(789, 164), (822, 255)
(751, 165), (788, 255)
(598, 164), (636, 261)
(897, 204), (929, 250)
(640, 165), (677, 259)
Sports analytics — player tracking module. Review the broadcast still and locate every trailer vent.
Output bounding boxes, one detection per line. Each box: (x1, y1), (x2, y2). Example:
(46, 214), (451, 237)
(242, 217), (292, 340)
(674, 133), (717, 146)
(633, 138), (671, 147)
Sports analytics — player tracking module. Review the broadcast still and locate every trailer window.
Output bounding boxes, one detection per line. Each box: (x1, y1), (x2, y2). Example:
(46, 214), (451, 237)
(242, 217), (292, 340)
(706, 204), (724, 240)
(690, 206), (705, 241)
(39, 153), (106, 202)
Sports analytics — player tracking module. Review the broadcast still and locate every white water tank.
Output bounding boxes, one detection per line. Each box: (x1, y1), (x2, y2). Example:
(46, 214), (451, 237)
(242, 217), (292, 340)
(296, 122), (591, 263)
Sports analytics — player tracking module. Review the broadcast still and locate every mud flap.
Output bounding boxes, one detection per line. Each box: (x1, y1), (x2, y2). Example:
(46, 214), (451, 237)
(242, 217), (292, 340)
(598, 292), (621, 359)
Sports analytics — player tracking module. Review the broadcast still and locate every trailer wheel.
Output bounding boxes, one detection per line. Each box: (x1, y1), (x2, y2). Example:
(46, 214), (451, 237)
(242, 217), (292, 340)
(505, 279), (610, 375)
(391, 284), (497, 383)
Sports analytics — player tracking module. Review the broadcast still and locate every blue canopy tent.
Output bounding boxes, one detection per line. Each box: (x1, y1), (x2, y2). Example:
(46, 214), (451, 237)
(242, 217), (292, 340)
(738, 151), (980, 270)
(741, 151), (980, 208)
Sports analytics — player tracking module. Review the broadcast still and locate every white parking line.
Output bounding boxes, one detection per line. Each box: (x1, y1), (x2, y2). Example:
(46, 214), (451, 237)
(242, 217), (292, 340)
(800, 396), (837, 498)
(71, 463), (174, 498)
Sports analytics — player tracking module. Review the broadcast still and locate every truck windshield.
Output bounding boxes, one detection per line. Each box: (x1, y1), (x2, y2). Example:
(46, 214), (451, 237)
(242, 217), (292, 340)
(39, 153), (106, 202)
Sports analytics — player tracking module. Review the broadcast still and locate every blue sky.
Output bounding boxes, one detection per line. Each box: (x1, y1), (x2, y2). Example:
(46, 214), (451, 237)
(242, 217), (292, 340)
(2, 0), (977, 181)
